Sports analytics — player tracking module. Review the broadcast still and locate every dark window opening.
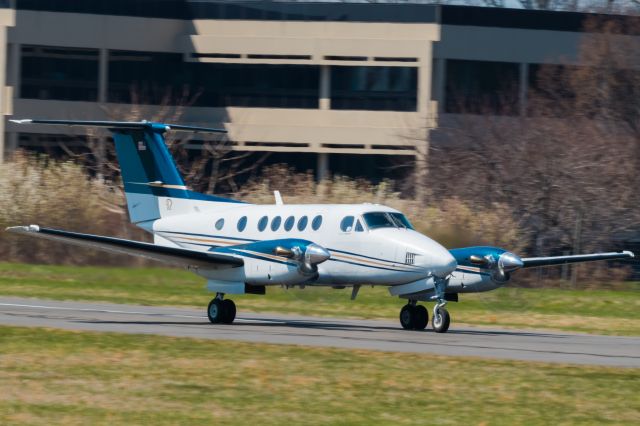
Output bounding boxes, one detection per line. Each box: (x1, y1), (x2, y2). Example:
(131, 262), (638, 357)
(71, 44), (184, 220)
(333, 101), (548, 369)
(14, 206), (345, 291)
(20, 45), (99, 101)
(284, 216), (295, 231)
(312, 215), (323, 231)
(109, 50), (319, 108)
(340, 216), (355, 232)
(445, 59), (520, 115)
(331, 66), (417, 111)
(271, 216), (282, 231)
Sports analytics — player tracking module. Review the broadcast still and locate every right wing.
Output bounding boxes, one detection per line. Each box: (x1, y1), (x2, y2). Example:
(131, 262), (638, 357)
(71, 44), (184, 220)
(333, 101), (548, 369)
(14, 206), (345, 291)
(6, 225), (243, 269)
(521, 251), (634, 268)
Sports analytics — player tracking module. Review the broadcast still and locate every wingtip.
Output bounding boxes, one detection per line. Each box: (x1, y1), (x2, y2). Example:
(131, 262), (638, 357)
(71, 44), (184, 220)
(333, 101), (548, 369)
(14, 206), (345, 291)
(5, 224), (40, 233)
(9, 119), (33, 124)
(625, 250), (635, 258)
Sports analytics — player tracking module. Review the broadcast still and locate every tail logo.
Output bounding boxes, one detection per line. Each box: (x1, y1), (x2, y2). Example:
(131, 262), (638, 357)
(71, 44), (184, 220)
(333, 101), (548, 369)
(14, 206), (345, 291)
(137, 141), (146, 151)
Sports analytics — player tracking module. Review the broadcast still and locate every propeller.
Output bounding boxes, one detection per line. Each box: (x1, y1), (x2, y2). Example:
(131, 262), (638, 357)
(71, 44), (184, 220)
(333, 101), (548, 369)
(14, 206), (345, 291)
(274, 243), (331, 274)
(469, 251), (524, 282)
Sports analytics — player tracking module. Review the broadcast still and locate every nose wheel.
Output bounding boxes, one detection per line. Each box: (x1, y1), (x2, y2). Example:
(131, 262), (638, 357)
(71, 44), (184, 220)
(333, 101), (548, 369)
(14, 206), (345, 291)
(399, 304), (428, 330)
(432, 304), (450, 333)
(207, 294), (236, 324)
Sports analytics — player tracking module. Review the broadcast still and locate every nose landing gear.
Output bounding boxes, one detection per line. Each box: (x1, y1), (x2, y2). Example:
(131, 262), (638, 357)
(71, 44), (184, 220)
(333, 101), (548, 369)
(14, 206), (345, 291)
(207, 293), (236, 324)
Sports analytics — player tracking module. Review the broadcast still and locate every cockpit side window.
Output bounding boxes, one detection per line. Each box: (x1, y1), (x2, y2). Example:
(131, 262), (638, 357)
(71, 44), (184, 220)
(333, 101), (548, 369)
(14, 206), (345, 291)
(355, 220), (364, 232)
(340, 216), (355, 232)
(389, 213), (415, 230)
(363, 212), (396, 230)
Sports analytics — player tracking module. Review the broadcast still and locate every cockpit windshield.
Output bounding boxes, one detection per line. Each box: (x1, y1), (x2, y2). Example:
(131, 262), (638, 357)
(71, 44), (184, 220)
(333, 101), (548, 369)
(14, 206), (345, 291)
(363, 212), (414, 230)
(390, 213), (415, 230)
(363, 212), (395, 229)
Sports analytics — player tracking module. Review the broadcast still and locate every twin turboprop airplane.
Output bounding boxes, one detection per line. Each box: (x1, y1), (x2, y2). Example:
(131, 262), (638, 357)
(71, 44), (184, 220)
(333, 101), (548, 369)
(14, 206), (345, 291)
(7, 119), (635, 332)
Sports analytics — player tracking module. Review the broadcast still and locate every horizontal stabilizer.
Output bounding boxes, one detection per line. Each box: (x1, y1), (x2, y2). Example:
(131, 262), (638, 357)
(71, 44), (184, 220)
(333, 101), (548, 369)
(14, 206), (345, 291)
(10, 119), (227, 134)
(522, 251), (634, 268)
(6, 225), (243, 269)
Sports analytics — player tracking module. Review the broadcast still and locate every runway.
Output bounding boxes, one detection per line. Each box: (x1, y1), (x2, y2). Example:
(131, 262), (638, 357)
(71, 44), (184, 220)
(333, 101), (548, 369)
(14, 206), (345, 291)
(0, 296), (638, 367)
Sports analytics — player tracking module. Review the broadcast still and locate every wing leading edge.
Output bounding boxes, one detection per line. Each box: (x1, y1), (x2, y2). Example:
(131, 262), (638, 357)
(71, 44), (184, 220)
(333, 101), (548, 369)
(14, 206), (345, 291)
(521, 251), (634, 268)
(6, 225), (243, 269)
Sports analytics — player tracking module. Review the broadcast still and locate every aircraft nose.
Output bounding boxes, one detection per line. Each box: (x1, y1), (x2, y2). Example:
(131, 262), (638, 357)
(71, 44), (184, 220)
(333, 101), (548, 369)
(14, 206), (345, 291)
(430, 247), (457, 278)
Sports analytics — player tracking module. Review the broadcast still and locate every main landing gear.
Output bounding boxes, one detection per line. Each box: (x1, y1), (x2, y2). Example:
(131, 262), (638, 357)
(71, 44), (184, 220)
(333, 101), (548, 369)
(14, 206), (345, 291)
(207, 293), (236, 324)
(399, 303), (450, 332)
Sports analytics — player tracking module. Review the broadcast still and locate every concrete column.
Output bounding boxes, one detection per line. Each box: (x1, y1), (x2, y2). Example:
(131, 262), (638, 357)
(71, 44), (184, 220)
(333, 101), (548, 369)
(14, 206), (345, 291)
(319, 65), (330, 110)
(519, 62), (529, 117)
(316, 153), (329, 181)
(417, 43), (433, 115)
(98, 48), (109, 103)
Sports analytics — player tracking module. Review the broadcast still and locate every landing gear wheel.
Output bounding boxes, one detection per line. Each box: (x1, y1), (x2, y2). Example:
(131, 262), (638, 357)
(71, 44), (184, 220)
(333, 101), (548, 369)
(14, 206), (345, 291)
(399, 305), (415, 330)
(221, 299), (236, 324)
(432, 306), (450, 333)
(413, 305), (428, 330)
(207, 299), (224, 324)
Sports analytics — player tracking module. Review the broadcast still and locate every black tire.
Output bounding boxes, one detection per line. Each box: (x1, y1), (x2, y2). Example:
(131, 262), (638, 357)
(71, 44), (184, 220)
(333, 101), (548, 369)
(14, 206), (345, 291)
(399, 305), (415, 330)
(207, 299), (224, 324)
(432, 307), (450, 333)
(413, 305), (428, 330)
(221, 299), (236, 324)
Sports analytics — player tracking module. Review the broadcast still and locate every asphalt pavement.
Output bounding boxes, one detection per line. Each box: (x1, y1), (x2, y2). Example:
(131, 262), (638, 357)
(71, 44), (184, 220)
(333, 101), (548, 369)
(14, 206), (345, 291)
(0, 296), (638, 367)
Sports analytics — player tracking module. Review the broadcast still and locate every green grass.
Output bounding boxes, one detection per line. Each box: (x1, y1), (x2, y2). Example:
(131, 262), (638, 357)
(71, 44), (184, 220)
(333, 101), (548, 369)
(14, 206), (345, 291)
(0, 326), (638, 425)
(1, 262), (639, 335)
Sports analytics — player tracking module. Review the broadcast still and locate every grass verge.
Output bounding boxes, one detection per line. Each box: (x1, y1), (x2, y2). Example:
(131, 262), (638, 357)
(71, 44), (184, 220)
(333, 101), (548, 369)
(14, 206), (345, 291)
(1, 326), (639, 425)
(1, 262), (639, 335)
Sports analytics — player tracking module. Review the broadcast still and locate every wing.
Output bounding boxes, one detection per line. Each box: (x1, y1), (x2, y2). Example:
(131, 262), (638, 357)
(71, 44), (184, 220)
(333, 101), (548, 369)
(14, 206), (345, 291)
(6, 225), (243, 269)
(521, 251), (634, 268)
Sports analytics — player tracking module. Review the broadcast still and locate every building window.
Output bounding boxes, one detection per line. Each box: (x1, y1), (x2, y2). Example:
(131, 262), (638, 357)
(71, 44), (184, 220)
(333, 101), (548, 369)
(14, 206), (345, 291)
(237, 216), (248, 232)
(258, 216), (268, 231)
(340, 216), (355, 232)
(312, 215), (323, 231)
(330, 66), (417, 111)
(21, 45), (99, 101)
(297, 216), (308, 231)
(284, 216), (295, 231)
(215, 218), (225, 230)
(271, 216), (282, 231)
(445, 59), (520, 115)
(109, 50), (319, 108)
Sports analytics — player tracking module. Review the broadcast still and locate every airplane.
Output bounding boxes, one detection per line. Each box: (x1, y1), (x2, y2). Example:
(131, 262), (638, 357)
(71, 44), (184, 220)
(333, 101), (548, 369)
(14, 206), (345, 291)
(6, 119), (635, 333)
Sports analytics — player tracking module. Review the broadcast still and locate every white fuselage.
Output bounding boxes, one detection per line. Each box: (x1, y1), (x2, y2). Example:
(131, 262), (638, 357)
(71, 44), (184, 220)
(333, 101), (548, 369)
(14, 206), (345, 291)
(149, 202), (458, 290)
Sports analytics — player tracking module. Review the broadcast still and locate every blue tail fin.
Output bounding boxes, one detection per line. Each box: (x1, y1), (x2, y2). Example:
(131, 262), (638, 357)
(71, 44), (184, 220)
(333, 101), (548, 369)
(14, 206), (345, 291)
(10, 119), (244, 225)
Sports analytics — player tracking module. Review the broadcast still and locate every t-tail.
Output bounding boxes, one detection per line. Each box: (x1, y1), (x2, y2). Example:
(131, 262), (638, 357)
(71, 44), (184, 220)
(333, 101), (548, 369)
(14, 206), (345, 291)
(10, 119), (244, 227)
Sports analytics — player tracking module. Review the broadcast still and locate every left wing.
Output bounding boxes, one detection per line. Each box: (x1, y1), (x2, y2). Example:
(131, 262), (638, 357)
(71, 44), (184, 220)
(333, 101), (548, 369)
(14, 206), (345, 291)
(6, 225), (243, 269)
(521, 251), (634, 268)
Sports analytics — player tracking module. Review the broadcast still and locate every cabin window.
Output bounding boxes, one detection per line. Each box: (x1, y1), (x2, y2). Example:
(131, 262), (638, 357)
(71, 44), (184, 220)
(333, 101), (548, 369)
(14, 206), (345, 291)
(297, 216), (308, 231)
(237, 216), (247, 232)
(258, 216), (268, 231)
(271, 216), (282, 231)
(363, 212), (396, 229)
(390, 212), (415, 230)
(215, 218), (224, 230)
(340, 216), (354, 232)
(312, 215), (323, 231)
(355, 220), (364, 232)
(284, 216), (295, 231)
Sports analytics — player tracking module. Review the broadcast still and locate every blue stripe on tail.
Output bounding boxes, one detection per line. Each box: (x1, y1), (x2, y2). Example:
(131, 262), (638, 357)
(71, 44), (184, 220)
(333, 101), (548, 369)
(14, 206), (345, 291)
(112, 123), (243, 223)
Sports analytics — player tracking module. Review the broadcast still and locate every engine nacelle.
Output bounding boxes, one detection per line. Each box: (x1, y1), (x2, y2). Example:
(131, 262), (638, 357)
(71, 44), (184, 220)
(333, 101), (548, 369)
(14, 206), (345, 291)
(223, 238), (331, 286)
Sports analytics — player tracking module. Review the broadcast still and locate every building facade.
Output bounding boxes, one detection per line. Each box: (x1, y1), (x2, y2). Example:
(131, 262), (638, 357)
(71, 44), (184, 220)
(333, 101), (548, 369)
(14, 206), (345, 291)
(0, 1), (638, 180)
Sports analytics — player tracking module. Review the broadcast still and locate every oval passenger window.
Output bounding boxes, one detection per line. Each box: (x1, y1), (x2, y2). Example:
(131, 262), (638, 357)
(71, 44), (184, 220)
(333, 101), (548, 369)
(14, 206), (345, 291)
(297, 216), (308, 231)
(340, 216), (354, 232)
(237, 216), (247, 232)
(215, 218), (224, 230)
(284, 216), (295, 231)
(312, 215), (323, 231)
(258, 216), (268, 232)
(271, 216), (282, 231)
